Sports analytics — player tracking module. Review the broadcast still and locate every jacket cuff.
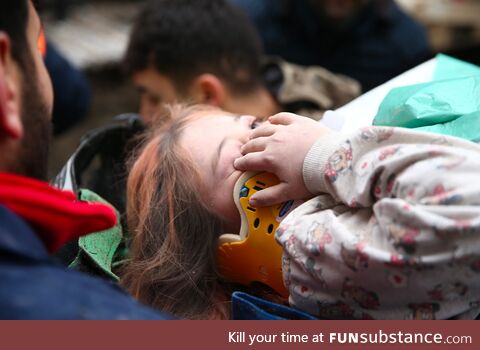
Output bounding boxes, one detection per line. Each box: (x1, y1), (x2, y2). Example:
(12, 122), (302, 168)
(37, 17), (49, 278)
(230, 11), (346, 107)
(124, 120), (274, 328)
(302, 133), (343, 195)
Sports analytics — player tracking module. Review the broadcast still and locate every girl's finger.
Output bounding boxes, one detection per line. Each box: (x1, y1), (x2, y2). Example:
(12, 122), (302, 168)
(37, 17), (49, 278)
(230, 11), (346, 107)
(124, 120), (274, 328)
(249, 182), (290, 207)
(241, 137), (268, 155)
(249, 124), (277, 139)
(234, 152), (273, 172)
(268, 113), (298, 125)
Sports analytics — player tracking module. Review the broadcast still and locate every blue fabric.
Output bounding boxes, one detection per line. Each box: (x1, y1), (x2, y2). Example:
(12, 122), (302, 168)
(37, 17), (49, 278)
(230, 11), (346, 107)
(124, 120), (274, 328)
(231, 292), (317, 320)
(45, 42), (91, 135)
(0, 205), (172, 320)
(230, 0), (431, 91)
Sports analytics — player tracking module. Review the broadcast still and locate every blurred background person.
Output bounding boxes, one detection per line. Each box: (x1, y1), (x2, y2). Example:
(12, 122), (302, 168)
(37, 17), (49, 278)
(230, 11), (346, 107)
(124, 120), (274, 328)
(229, 0), (432, 91)
(46, 41), (92, 135)
(36, 1), (92, 136)
(124, 0), (360, 123)
(125, 0), (279, 122)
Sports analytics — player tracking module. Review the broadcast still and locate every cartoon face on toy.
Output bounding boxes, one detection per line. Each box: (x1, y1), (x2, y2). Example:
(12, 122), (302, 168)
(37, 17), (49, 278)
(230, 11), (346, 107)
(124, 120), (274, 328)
(217, 172), (288, 297)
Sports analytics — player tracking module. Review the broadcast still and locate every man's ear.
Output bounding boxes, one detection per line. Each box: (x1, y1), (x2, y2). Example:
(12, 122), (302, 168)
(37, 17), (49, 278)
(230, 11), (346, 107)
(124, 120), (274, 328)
(0, 32), (23, 140)
(191, 74), (226, 107)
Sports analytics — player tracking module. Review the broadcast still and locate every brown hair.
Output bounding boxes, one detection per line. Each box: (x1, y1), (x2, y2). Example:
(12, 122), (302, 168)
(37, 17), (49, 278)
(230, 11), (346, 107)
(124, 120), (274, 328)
(122, 105), (231, 319)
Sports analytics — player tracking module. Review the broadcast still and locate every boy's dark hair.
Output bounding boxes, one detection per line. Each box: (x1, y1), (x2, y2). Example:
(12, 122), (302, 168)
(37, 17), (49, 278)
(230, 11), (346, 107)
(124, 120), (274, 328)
(0, 0), (30, 67)
(124, 0), (264, 95)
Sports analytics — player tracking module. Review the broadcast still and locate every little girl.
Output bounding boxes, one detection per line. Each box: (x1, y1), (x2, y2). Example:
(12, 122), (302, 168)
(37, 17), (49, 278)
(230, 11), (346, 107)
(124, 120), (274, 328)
(122, 104), (480, 320)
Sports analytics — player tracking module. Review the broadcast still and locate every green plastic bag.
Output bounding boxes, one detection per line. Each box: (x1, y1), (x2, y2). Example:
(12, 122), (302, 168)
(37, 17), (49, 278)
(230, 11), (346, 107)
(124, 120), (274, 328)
(373, 55), (480, 141)
(434, 54), (480, 80)
(416, 111), (480, 143)
(373, 76), (480, 129)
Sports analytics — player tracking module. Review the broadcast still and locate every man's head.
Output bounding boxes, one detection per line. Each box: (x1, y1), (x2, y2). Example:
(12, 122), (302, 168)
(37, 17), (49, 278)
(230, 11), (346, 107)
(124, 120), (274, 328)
(124, 0), (265, 122)
(0, 0), (53, 181)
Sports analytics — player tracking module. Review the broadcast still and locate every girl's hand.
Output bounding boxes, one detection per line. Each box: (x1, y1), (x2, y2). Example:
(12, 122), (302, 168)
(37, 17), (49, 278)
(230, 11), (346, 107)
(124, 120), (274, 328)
(234, 113), (333, 207)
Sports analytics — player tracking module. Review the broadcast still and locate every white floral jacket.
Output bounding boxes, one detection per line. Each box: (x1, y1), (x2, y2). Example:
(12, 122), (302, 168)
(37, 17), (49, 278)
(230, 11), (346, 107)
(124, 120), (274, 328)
(277, 127), (480, 320)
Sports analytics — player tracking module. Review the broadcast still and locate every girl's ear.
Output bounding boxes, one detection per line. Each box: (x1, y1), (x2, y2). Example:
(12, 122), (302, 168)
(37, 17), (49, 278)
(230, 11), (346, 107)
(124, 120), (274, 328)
(0, 32), (23, 140)
(190, 74), (227, 108)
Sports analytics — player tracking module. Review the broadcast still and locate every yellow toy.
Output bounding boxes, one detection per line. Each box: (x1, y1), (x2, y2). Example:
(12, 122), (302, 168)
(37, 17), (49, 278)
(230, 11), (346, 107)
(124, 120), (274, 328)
(217, 172), (296, 298)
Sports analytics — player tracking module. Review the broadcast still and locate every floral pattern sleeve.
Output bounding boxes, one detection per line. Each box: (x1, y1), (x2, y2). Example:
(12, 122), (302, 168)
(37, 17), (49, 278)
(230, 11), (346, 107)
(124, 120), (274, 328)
(277, 127), (480, 320)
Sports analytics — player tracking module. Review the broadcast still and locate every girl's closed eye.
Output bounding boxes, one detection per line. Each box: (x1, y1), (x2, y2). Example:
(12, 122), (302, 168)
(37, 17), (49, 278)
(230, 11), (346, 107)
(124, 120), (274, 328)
(250, 119), (260, 130)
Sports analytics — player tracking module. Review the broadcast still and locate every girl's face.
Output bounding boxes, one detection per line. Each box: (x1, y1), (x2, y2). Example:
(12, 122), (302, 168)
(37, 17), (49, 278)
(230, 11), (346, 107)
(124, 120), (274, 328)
(179, 110), (260, 232)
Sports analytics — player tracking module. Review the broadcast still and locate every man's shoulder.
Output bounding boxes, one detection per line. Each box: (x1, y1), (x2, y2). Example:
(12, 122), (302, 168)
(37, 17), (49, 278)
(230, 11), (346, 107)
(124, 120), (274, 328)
(0, 205), (48, 260)
(0, 206), (169, 320)
(0, 259), (169, 319)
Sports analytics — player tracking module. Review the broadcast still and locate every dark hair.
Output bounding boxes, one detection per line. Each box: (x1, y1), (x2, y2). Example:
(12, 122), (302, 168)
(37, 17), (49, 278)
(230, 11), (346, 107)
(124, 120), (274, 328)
(124, 0), (263, 95)
(0, 0), (30, 67)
